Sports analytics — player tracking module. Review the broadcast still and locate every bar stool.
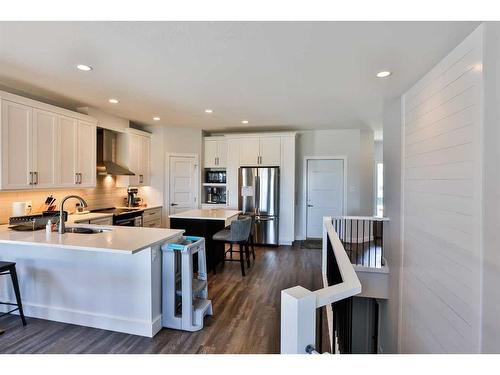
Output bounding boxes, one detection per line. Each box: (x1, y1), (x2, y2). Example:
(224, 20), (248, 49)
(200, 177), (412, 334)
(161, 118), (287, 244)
(0, 261), (27, 327)
(212, 216), (252, 276)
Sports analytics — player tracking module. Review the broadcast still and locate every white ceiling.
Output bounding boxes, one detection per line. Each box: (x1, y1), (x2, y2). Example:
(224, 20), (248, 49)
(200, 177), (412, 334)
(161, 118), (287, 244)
(0, 21), (479, 134)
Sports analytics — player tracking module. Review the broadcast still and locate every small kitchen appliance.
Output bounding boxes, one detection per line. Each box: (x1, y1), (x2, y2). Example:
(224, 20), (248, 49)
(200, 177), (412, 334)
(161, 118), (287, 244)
(126, 187), (141, 207)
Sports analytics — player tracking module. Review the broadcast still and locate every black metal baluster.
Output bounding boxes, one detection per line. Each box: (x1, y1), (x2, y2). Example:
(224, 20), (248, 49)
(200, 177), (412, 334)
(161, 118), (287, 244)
(380, 220), (384, 267)
(369, 220), (372, 267)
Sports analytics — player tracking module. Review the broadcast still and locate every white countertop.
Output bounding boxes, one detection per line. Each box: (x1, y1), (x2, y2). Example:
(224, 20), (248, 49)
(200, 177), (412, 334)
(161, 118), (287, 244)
(169, 209), (240, 221)
(0, 224), (183, 254)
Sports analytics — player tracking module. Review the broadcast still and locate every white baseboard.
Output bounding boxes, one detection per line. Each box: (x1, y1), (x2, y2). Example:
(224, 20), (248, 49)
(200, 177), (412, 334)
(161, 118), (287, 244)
(0, 301), (158, 337)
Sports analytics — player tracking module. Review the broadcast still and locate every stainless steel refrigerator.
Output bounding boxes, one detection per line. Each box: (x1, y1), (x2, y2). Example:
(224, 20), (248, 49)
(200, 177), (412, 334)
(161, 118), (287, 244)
(239, 167), (280, 246)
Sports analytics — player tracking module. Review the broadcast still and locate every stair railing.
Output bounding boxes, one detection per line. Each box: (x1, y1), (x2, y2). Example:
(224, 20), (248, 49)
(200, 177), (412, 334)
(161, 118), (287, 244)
(280, 217), (361, 354)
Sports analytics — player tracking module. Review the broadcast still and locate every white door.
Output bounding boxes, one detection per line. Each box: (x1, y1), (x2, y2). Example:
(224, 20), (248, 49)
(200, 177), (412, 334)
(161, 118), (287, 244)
(204, 139), (218, 168)
(0, 100), (32, 189)
(57, 115), (78, 187)
(306, 159), (344, 238)
(77, 120), (96, 187)
(168, 155), (199, 214)
(259, 136), (281, 166)
(32, 109), (57, 188)
(239, 137), (260, 165)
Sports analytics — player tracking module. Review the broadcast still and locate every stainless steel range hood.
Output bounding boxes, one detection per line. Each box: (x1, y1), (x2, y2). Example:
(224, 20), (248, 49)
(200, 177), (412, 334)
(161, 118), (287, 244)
(96, 128), (135, 176)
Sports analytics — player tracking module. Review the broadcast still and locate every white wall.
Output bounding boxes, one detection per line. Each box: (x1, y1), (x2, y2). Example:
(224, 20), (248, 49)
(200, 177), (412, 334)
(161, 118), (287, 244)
(379, 97), (403, 354)
(295, 129), (374, 239)
(400, 26), (483, 353)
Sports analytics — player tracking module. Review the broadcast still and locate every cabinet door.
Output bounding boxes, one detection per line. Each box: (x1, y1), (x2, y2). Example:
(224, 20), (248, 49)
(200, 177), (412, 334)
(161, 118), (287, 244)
(204, 139), (218, 167)
(0, 100), (32, 189)
(139, 135), (150, 186)
(239, 137), (260, 166)
(216, 140), (228, 168)
(32, 109), (57, 188)
(77, 120), (96, 187)
(128, 134), (140, 186)
(57, 116), (78, 187)
(259, 136), (281, 166)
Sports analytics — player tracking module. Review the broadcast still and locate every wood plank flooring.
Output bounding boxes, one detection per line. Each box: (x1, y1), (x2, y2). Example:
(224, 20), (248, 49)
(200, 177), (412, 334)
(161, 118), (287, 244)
(0, 245), (323, 354)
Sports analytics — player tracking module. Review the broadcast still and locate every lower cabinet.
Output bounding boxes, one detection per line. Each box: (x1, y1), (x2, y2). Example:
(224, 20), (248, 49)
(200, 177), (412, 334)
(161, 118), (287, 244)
(89, 217), (113, 226)
(142, 207), (162, 228)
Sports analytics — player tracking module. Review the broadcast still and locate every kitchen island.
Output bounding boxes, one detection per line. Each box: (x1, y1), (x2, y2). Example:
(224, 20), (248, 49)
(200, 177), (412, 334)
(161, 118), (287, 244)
(169, 209), (240, 273)
(0, 224), (183, 337)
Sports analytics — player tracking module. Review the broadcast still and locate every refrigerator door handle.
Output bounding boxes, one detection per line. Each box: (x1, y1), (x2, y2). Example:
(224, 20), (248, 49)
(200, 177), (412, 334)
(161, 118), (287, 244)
(255, 174), (260, 215)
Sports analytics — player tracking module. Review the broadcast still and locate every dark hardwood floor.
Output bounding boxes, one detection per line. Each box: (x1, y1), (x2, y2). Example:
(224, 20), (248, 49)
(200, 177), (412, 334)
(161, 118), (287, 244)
(0, 245), (323, 354)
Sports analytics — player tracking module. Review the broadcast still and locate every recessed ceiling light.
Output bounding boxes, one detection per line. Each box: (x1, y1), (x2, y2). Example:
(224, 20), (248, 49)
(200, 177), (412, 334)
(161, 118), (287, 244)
(76, 64), (93, 71)
(241, 120), (249, 124)
(376, 71), (392, 78)
(153, 117), (161, 121)
(108, 98), (119, 104)
(205, 109), (213, 113)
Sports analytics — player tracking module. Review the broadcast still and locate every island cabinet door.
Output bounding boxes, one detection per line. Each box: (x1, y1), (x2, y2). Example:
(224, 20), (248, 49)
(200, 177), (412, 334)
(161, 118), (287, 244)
(0, 100), (33, 190)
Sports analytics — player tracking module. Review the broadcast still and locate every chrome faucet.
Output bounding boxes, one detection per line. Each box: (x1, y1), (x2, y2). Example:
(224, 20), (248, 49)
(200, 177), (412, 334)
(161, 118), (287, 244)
(58, 195), (88, 234)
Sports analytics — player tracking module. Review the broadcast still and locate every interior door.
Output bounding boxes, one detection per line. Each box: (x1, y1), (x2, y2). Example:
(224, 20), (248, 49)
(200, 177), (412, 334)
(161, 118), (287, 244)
(77, 120), (96, 187)
(32, 109), (57, 188)
(306, 159), (344, 238)
(0, 100), (32, 189)
(57, 115), (78, 187)
(169, 155), (198, 214)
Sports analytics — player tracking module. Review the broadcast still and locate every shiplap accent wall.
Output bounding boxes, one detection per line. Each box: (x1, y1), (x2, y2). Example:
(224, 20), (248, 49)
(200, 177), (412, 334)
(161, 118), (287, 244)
(401, 26), (483, 353)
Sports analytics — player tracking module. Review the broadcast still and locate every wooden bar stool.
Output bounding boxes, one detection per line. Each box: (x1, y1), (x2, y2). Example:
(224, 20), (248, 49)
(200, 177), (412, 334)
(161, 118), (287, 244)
(213, 216), (252, 276)
(0, 261), (27, 327)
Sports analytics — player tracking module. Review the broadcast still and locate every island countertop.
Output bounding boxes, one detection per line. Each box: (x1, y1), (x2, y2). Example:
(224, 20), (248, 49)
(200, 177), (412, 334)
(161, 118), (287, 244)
(0, 224), (183, 254)
(169, 208), (240, 221)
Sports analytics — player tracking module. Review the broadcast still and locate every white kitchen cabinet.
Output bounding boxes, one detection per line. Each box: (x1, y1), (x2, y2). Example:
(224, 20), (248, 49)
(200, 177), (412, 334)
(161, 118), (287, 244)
(259, 136), (281, 166)
(237, 136), (281, 166)
(116, 130), (151, 187)
(0, 100), (33, 189)
(0, 91), (97, 191)
(77, 120), (97, 187)
(57, 115), (78, 187)
(204, 137), (227, 168)
(32, 109), (57, 188)
(238, 137), (260, 166)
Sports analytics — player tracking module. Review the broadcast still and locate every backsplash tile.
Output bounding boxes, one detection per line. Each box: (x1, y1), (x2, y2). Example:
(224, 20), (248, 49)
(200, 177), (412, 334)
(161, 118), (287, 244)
(0, 175), (128, 224)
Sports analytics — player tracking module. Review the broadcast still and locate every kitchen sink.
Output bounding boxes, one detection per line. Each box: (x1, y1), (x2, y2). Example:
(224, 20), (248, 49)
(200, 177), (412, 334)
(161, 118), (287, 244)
(64, 227), (112, 234)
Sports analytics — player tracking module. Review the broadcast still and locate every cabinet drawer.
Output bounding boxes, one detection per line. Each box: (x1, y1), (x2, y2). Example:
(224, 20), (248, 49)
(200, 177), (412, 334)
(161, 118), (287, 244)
(90, 217), (113, 225)
(142, 208), (161, 221)
(143, 219), (161, 228)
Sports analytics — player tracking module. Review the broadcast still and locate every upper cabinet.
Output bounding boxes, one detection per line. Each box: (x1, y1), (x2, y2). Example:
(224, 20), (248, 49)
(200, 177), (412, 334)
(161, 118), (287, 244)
(116, 129), (151, 187)
(238, 135), (281, 166)
(204, 137), (227, 168)
(0, 92), (97, 191)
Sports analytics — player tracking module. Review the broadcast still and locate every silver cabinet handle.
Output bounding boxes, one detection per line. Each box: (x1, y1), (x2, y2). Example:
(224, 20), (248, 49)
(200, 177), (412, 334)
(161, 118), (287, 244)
(29, 171), (33, 185)
(75, 173), (78, 184)
(79, 173), (82, 184)
(139, 174), (143, 183)
(34, 171), (38, 185)
(307, 204), (313, 207)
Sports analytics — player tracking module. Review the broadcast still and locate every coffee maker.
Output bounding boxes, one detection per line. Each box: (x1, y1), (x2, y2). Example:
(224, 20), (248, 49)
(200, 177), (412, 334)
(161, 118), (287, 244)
(126, 187), (141, 207)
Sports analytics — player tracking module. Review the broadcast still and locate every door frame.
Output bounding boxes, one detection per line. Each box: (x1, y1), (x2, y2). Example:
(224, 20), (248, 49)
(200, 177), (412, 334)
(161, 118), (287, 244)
(303, 155), (347, 239)
(165, 152), (200, 218)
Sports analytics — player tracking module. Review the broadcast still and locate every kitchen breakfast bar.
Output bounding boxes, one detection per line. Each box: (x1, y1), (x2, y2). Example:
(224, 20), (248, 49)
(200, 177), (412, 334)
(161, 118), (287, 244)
(169, 209), (240, 273)
(0, 224), (184, 337)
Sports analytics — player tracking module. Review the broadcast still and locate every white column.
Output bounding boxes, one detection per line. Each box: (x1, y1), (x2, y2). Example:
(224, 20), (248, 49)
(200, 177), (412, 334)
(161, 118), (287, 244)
(280, 286), (317, 354)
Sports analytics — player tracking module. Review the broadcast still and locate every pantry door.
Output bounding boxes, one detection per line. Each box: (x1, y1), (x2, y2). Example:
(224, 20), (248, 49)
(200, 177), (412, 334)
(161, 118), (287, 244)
(167, 154), (200, 215)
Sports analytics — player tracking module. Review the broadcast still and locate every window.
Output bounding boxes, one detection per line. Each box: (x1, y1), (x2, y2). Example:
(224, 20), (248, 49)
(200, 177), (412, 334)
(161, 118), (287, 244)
(376, 162), (383, 217)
